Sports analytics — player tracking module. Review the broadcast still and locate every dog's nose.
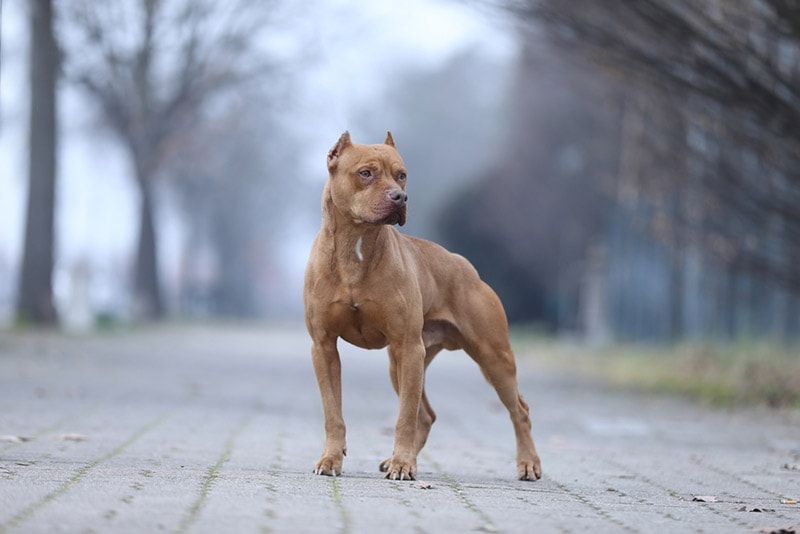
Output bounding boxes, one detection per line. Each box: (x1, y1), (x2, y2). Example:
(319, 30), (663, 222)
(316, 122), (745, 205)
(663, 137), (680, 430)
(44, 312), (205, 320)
(389, 189), (407, 207)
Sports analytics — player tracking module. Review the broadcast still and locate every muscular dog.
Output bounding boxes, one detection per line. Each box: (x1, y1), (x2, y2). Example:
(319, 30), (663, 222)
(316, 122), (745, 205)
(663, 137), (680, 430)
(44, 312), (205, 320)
(303, 131), (542, 481)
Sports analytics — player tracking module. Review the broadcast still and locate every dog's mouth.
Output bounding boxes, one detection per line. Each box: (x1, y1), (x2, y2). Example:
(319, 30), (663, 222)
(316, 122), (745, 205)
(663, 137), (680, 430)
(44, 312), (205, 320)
(377, 206), (406, 226)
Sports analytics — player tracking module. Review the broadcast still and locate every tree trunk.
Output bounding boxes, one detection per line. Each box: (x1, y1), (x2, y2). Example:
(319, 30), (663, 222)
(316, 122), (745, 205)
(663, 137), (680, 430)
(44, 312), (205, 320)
(133, 177), (163, 319)
(17, 0), (58, 325)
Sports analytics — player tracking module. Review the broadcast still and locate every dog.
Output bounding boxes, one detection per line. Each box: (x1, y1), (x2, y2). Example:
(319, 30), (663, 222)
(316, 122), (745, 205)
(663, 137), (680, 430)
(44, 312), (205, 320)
(303, 131), (541, 481)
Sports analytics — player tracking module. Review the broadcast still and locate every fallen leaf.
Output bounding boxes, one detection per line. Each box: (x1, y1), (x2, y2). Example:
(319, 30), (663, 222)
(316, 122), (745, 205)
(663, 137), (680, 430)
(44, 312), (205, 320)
(52, 433), (89, 442)
(416, 481), (434, 490)
(757, 527), (797, 534)
(692, 495), (718, 503)
(0, 435), (30, 443)
(781, 499), (797, 505)
(739, 505), (775, 512)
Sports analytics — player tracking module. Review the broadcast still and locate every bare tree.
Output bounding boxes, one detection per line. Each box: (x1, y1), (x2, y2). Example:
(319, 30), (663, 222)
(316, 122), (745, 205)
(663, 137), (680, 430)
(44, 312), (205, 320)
(439, 42), (621, 328)
(60, 0), (277, 319)
(502, 0), (800, 292)
(17, 0), (59, 325)
(168, 91), (298, 317)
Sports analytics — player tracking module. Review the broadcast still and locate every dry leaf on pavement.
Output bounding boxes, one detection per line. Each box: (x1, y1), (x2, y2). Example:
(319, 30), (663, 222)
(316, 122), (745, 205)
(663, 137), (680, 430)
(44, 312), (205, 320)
(692, 495), (718, 503)
(0, 435), (31, 443)
(739, 505), (775, 512)
(52, 433), (90, 442)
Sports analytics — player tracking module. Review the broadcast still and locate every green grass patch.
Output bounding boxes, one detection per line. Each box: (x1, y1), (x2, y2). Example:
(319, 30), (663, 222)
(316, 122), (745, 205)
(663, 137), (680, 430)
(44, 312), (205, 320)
(512, 333), (800, 408)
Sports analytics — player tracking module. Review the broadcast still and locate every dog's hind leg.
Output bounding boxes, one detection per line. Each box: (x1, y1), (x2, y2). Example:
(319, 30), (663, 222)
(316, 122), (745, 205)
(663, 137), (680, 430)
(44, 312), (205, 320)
(467, 341), (542, 481)
(460, 286), (542, 481)
(414, 344), (441, 453)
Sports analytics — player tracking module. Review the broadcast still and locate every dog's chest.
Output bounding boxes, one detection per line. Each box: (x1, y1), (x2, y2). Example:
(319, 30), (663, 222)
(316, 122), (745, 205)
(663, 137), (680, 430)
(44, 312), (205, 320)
(327, 299), (388, 349)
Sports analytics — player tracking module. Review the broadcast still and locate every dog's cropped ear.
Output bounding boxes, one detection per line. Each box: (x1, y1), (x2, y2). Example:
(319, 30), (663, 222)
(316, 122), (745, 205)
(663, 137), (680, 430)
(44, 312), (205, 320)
(384, 131), (395, 148)
(327, 131), (352, 172)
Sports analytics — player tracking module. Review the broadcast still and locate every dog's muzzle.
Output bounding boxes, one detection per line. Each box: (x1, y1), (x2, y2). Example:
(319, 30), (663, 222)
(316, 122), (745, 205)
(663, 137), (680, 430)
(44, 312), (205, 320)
(387, 188), (407, 226)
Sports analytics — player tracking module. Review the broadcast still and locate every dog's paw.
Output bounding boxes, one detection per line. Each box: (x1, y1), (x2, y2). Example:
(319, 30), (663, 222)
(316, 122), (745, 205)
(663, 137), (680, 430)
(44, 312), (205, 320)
(382, 456), (416, 481)
(378, 457), (391, 473)
(517, 455), (542, 481)
(314, 456), (343, 477)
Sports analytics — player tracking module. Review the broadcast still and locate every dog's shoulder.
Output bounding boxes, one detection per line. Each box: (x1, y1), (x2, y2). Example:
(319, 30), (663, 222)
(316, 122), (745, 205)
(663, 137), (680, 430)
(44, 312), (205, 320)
(400, 234), (481, 283)
(400, 233), (449, 258)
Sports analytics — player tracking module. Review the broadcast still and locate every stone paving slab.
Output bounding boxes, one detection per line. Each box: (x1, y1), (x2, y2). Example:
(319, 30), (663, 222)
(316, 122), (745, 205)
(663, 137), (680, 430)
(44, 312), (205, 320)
(0, 324), (799, 533)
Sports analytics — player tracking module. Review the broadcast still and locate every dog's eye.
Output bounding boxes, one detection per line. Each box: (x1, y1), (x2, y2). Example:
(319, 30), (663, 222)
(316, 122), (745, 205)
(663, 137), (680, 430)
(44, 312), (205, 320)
(358, 169), (372, 179)
(398, 172), (407, 182)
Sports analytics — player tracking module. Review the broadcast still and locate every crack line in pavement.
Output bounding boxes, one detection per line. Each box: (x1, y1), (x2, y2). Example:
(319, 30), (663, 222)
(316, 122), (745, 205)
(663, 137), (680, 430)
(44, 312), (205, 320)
(0, 411), (171, 534)
(689, 455), (798, 524)
(388, 481), (420, 518)
(692, 455), (790, 500)
(175, 415), (252, 534)
(604, 456), (755, 531)
(261, 430), (287, 527)
(543, 474), (636, 533)
(424, 455), (497, 531)
(599, 456), (695, 527)
(328, 476), (352, 534)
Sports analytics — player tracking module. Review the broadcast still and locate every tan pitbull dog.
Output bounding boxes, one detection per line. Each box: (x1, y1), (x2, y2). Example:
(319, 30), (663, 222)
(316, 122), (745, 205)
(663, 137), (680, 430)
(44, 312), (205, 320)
(303, 131), (542, 481)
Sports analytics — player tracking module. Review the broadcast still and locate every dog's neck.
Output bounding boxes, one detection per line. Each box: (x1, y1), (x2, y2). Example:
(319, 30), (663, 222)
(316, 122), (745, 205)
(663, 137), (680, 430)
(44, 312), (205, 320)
(321, 182), (388, 270)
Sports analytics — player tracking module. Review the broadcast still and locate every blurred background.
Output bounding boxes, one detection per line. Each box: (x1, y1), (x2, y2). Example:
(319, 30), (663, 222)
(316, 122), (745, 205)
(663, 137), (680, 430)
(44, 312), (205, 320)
(2, 0), (800, 346)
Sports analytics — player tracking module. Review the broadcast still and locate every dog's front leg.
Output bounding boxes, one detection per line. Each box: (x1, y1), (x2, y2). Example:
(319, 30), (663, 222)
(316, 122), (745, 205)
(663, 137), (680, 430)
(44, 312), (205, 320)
(384, 337), (425, 480)
(311, 337), (346, 476)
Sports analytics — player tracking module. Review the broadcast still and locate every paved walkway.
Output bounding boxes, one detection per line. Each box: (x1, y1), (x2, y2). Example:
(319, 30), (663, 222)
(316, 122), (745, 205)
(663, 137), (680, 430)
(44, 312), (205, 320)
(0, 324), (798, 533)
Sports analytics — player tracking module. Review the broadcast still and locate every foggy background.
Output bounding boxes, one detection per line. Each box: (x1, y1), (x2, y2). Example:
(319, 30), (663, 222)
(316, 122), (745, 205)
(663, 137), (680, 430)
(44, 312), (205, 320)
(2, 0), (800, 344)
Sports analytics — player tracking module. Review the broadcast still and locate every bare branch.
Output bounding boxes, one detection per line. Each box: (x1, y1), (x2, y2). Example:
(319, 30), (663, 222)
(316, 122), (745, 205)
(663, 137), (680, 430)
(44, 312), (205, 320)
(506, 0), (800, 290)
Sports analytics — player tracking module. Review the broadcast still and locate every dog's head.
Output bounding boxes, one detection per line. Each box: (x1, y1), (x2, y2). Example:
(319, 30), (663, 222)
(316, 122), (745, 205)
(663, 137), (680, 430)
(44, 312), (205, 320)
(325, 131), (408, 227)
